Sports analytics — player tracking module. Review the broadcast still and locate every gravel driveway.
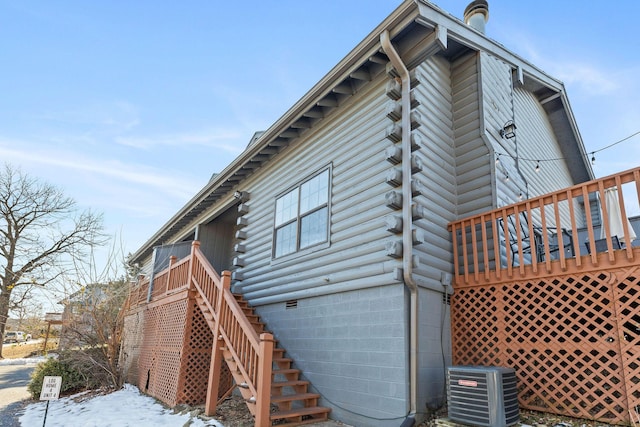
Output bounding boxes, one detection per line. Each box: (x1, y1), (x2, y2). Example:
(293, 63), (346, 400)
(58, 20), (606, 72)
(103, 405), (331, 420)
(0, 364), (35, 427)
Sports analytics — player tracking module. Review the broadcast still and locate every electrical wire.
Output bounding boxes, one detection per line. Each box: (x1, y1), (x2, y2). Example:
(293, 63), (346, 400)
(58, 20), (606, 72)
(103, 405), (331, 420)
(301, 292), (452, 422)
(305, 382), (412, 421)
(437, 289), (449, 411)
(591, 129), (640, 154)
(494, 129), (640, 164)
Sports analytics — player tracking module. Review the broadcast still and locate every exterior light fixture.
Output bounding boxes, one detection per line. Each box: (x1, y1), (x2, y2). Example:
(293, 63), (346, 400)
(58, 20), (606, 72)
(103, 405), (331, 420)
(535, 161), (540, 172)
(499, 120), (517, 139)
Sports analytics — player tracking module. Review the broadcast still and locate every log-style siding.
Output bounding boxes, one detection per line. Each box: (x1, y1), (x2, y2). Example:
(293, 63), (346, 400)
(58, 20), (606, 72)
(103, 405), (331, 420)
(232, 74), (402, 305)
(479, 53), (582, 234)
(481, 52), (527, 208)
(452, 52), (492, 218)
(412, 55), (456, 286)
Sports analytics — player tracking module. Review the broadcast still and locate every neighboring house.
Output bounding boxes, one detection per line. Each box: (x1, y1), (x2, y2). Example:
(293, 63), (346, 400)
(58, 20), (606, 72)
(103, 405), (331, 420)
(121, 1), (640, 426)
(59, 284), (107, 349)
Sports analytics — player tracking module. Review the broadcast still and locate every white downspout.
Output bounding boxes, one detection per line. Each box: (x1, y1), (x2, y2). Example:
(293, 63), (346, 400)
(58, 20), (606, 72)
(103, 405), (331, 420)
(380, 30), (418, 420)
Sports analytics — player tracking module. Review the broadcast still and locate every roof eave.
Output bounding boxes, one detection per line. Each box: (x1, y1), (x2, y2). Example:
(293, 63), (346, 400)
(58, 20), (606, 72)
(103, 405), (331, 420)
(130, 0), (422, 264)
(415, 0), (593, 183)
(132, 0), (594, 264)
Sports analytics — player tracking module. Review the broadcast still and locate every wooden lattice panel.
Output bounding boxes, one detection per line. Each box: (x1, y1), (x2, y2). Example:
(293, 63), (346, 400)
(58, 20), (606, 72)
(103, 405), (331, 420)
(122, 291), (233, 408)
(177, 299), (233, 405)
(613, 269), (640, 413)
(120, 309), (145, 385)
(452, 267), (640, 425)
(137, 297), (189, 407)
(137, 304), (159, 394)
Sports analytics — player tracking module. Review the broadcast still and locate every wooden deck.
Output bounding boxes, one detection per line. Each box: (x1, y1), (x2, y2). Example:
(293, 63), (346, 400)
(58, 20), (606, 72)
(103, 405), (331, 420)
(122, 242), (331, 426)
(449, 166), (640, 425)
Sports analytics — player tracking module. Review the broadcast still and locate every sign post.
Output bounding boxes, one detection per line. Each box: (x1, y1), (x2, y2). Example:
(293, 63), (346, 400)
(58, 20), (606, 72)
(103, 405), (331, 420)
(39, 376), (62, 427)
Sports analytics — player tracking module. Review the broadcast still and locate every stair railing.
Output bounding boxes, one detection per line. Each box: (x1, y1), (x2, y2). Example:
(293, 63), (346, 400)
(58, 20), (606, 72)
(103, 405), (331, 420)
(188, 241), (274, 426)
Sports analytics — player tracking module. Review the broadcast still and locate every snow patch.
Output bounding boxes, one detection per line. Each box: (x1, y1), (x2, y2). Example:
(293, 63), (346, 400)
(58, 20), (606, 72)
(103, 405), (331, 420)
(19, 384), (224, 427)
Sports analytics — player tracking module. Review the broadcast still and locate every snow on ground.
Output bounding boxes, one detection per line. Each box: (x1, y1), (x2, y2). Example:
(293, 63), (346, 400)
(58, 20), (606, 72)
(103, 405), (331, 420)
(0, 356), (48, 366)
(19, 384), (224, 427)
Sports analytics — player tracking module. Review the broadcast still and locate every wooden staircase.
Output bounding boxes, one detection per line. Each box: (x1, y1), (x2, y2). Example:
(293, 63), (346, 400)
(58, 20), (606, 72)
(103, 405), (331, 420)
(190, 247), (330, 426)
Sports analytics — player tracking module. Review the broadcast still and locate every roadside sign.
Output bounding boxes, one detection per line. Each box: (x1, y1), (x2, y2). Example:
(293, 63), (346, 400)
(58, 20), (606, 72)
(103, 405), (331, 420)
(39, 376), (62, 401)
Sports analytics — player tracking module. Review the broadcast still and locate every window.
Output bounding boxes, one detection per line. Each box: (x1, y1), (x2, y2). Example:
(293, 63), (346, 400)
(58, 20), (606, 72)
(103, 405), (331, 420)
(274, 168), (330, 258)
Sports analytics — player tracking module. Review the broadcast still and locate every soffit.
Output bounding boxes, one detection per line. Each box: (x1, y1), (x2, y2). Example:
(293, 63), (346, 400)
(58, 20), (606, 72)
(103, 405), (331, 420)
(131, 1), (423, 263)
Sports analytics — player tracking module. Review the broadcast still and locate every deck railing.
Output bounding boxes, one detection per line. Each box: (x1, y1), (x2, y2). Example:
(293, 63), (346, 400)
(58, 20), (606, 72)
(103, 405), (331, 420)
(125, 277), (150, 309)
(143, 241), (273, 426)
(449, 167), (640, 424)
(449, 166), (640, 286)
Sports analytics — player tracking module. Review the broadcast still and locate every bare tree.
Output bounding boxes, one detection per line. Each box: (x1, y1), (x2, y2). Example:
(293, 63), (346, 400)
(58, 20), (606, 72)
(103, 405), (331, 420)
(12, 288), (43, 329)
(57, 236), (132, 388)
(0, 163), (104, 358)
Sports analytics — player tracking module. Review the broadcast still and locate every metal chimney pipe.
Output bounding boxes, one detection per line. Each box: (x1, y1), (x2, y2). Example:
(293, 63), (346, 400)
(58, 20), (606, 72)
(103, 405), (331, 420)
(464, 0), (489, 34)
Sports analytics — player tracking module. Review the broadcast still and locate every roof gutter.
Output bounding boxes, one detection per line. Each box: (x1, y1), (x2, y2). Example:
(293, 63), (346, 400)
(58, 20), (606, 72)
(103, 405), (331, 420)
(130, 1), (420, 265)
(380, 29), (418, 423)
(414, 0), (593, 182)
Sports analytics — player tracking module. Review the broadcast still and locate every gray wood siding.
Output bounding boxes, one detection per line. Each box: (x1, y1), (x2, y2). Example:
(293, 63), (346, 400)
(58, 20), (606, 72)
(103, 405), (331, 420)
(480, 52), (583, 232)
(481, 53), (578, 207)
(411, 55), (457, 286)
(232, 75), (402, 305)
(512, 86), (584, 228)
(480, 52), (524, 209)
(451, 52), (492, 218)
(512, 87), (575, 197)
(198, 207), (236, 273)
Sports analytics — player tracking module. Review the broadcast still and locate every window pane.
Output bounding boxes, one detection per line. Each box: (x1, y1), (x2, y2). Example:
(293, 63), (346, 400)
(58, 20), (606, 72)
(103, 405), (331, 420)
(300, 207), (328, 249)
(275, 222), (297, 257)
(275, 189), (298, 226)
(300, 170), (328, 214)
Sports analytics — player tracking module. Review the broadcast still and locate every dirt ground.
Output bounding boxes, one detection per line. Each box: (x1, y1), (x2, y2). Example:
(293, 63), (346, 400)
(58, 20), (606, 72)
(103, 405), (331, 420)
(197, 395), (254, 427)
(415, 408), (619, 427)
(187, 395), (346, 426)
(29, 384), (623, 427)
(1, 340), (58, 359)
(198, 395), (621, 427)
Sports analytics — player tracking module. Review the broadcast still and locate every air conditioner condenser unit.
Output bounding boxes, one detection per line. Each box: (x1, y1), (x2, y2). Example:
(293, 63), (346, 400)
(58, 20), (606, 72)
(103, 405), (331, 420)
(447, 366), (519, 427)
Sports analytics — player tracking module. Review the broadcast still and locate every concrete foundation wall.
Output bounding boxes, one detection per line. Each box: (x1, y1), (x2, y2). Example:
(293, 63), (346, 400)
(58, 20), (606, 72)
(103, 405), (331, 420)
(257, 283), (410, 427)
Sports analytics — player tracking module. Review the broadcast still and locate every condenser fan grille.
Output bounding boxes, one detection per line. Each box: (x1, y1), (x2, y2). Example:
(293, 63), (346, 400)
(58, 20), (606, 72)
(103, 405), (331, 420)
(447, 366), (519, 427)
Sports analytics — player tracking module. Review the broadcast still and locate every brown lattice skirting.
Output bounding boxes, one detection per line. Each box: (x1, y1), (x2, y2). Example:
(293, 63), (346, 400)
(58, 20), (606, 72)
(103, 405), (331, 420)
(452, 267), (640, 425)
(120, 290), (232, 407)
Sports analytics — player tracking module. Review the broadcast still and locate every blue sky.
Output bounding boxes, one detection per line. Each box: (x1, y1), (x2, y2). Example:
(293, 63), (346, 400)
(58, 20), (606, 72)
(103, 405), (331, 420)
(1, 0), (639, 281)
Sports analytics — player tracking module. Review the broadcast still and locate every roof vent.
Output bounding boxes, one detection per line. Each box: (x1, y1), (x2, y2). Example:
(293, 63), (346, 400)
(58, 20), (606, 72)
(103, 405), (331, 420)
(463, 0), (489, 34)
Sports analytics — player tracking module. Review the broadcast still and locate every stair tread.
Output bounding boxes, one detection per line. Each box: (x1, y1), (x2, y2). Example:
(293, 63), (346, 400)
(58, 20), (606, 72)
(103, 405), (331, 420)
(270, 406), (331, 419)
(198, 288), (328, 424)
(273, 368), (300, 375)
(270, 392), (320, 403)
(269, 419), (330, 427)
(272, 380), (310, 387)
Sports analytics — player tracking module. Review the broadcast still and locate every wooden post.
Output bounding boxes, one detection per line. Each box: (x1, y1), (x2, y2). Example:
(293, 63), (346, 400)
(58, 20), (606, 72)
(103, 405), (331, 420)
(189, 241), (200, 277)
(220, 270), (231, 293)
(255, 333), (274, 427)
(205, 335), (224, 416)
(43, 322), (52, 353)
(165, 255), (176, 293)
(204, 270), (231, 415)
